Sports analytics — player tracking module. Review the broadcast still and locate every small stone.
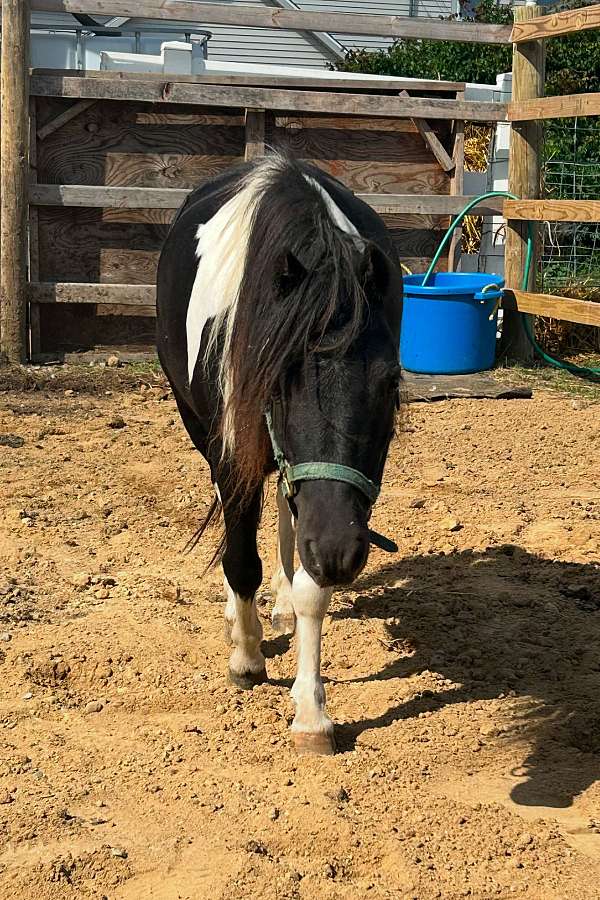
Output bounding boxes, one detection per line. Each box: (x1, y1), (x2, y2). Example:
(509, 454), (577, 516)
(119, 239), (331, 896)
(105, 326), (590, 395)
(336, 786), (350, 803)
(84, 700), (104, 714)
(108, 416), (126, 430)
(69, 572), (91, 589)
(410, 498), (426, 509)
(110, 847), (128, 859)
(323, 863), (336, 879)
(0, 792), (15, 805)
(22, 691), (33, 701)
(107, 355), (121, 368)
(183, 724), (202, 734)
(64, 389), (76, 398)
(215, 704), (226, 715)
(0, 632), (12, 642)
(269, 807), (279, 821)
(440, 516), (463, 532)
(516, 832), (533, 850)
(0, 434), (25, 449)
(162, 584), (182, 604)
(89, 816), (108, 825)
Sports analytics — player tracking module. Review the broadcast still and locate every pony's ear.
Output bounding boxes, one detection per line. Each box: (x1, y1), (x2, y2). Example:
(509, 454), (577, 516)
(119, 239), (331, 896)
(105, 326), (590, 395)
(360, 242), (391, 299)
(276, 251), (307, 295)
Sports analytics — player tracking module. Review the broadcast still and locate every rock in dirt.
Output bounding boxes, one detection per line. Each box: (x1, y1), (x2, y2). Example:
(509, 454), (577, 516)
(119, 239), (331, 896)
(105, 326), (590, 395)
(410, 498), (426, 509)
(107, 355), (121, 368)
(69, 572), (91, 589)
(0, 632), (12, 642)
(108, 415), (127, 430)
(110, 847), (128, 859)
(440, 516), (463, 533)
(0, 434), (25, 448)
(84, 700), (104, 715)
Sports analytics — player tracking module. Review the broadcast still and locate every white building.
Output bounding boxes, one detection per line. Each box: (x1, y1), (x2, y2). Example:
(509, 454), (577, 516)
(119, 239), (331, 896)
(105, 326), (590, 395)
(30, 0), (460, 71)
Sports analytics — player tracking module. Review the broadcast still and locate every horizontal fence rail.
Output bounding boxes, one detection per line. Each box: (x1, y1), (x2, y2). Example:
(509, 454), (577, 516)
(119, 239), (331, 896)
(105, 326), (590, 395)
(511, 1), (600, 43)
(19, 0), (512, 44)
(504, 199), (600, 222)
(29, 283), (600, 329)
(30, 74), (507, 122)
(32, 68), (465, 95)
(28, 185), (507, 217)
(509, 92), (600, 122)
(507, 290), (600, 328)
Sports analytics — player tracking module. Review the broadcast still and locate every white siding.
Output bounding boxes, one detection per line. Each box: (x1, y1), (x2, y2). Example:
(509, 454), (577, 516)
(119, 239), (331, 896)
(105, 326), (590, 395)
(30, 0), (491, 70)
(297, 0), (454, 54)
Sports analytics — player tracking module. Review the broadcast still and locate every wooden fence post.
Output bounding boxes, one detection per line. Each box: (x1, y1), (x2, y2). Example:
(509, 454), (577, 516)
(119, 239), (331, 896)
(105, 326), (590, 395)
(1, 0), (30, 365)
(500, 4), (545, 363)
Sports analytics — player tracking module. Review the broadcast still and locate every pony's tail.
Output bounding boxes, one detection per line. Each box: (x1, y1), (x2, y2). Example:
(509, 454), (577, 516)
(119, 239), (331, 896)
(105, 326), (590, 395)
(183, 494), (226, 570)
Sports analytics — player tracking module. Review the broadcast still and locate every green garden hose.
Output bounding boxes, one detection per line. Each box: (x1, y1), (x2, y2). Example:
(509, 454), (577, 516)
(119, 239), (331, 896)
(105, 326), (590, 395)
(422, 190), (600, 379)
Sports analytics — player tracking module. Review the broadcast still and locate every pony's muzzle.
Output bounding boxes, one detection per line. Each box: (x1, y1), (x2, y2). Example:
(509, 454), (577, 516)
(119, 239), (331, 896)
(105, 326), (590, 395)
(300, 529), (370, 587)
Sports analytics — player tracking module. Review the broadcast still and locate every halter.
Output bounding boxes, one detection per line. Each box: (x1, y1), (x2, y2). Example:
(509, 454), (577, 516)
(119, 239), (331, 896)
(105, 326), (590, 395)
(264, 409), (380, 506)
(264, 409), (398, 553)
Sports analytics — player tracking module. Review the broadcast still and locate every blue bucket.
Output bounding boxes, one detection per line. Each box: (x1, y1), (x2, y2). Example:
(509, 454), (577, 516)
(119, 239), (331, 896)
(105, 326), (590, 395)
(400, 272), (504, 375)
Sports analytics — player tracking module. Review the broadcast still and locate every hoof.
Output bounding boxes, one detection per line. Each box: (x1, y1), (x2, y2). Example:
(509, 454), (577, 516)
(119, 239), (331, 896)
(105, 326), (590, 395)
(228, 668), (268, 690)
(271, 612), (296, 637)
(223, 620), (234, 645)
(293, 730), (336, 756)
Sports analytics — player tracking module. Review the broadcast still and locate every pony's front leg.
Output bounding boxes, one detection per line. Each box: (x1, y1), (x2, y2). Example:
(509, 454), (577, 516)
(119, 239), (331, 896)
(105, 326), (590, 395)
(270, 484), (297, 636)
(221, 487), (267, 690)
(290, 567), (334, 755)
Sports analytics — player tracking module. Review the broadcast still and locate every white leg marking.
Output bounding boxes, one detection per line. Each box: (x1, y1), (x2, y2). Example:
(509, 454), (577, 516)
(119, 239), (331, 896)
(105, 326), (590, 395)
(224, 577), (266, 684)
(271, 485), (297, 636)
(290, 567), (334, 752)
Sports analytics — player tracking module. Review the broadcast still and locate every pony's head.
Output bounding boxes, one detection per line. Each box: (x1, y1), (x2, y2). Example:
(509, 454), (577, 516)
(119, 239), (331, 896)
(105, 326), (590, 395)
(215, 155), (403, 585)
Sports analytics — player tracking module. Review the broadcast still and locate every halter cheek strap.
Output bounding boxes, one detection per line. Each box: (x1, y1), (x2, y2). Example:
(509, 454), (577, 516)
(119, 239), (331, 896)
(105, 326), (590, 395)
(264, 409), (380, 505)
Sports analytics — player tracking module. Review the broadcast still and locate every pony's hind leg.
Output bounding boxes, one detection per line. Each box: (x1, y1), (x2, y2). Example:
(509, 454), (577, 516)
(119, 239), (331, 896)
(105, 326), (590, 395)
(220, 486), (267, 690)
(270, 484), (297, 636)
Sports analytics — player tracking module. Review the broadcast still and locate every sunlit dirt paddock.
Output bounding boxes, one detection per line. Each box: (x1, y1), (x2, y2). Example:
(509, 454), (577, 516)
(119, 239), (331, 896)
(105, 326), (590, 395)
(0, 370), (598, 899)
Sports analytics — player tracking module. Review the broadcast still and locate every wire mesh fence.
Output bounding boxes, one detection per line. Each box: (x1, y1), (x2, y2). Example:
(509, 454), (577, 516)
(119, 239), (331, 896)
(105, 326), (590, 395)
(541, 119), (600, 294)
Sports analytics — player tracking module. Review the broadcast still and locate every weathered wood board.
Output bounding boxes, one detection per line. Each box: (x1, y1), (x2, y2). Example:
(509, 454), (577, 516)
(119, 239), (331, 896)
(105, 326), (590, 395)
(34, 94), (457, 355)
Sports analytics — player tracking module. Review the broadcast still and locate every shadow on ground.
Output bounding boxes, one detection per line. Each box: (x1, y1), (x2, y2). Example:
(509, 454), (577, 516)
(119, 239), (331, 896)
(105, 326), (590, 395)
(331, 546), (600, 810)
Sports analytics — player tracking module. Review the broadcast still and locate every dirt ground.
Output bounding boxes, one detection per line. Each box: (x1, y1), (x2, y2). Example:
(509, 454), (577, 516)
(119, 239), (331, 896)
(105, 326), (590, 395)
(0, 368), (599, 899)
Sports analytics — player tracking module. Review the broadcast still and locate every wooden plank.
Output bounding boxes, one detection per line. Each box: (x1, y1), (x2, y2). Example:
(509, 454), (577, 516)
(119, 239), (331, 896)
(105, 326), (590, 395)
(30, 74), (507, 122)
(30, 184), (192, 208)
(31, 285), (600, 327)
(501, 4), (545, 364)
(28, 96), (42, 359)
(36, 208), (167, 285)
(507, 290), (600, 327)
(398, 91), (454, 173)
(448, 94), (465, 273)
(0, 0), (30, 364)
(29, 282), (156, 306)
(245, 108), (266, 162)
(33, 68), (465, 95)
(504, 199), (600, 222)
(511, 2), (600, 43)
(29, 184), (505, 216)
(23, 1), (512, 44)
(37, 98), (97, 141)
(509, 93), (600, 122)
(35, 101), (245, 189)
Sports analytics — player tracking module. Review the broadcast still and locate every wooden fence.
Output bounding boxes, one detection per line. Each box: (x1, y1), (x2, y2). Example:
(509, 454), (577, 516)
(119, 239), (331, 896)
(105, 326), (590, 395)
(1, 0), (600, 363)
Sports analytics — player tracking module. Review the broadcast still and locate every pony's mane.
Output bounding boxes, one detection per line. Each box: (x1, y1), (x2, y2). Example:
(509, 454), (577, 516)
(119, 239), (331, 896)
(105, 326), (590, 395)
(200, 152), (371, 500)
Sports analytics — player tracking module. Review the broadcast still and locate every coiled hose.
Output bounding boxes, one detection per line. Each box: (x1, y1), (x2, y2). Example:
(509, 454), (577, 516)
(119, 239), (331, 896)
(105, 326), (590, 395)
(422, 190), (600, 379)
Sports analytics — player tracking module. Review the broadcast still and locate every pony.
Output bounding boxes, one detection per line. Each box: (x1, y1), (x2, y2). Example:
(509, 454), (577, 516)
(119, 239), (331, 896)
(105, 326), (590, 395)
(157, 152), (402, 755)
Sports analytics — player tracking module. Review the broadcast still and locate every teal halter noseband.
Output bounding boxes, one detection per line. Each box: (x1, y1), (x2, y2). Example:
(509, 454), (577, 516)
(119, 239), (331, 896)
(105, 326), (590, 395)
(264, 409), (380, 506)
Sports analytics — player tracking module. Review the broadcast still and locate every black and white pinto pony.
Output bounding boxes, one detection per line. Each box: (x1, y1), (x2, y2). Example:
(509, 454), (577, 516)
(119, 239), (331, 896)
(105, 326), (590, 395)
(157, 153), (402, 755)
